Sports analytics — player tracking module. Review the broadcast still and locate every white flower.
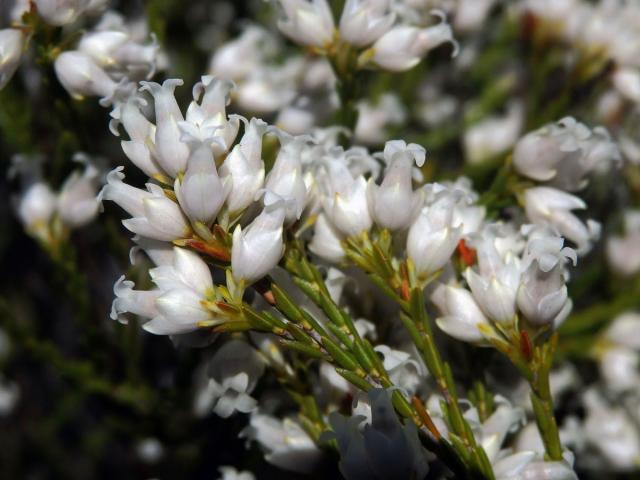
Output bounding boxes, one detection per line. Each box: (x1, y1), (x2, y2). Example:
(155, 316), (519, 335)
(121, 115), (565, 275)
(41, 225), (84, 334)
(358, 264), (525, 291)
(606, 210), (640, 277)
(523, 187), (599, 254)
(326, 389), (431, 480)
(174, 139), (229, 225)
(276, 0), (336, 48)
(210, 26), (274, 82)
(613, 68), (640, 103)
(407, 191), (462, 276)
(217, 466), (255, 480)
(140, 79), (190, 177)
(321, 160), (372, 238)
(54, 51), (118, 99)
(464, 103), (523, 164)
(57, 155), (101, 228)
(371, 12), (457, 72)
(431, 283), (490, 344)
(367, 141), (424, 230)
(242, 413), (322, 474)
(464, 228), (522, 324)
(232, 196), (286, 283)
(354, 94), (406, 145)
(513, 118), (620, 192)
(17, 182), (57, 230)
(206, 339), (265, 418)
(220, 117), (268, 213)
(0, 29), (23, 90)
(34, 0), (91, 26)
(517, 226), (576, 327)
(309, 213), (345, 263)
(454, 0), (496, 33)
(339, 0), (395, 48)
(265, 133), (309, 223)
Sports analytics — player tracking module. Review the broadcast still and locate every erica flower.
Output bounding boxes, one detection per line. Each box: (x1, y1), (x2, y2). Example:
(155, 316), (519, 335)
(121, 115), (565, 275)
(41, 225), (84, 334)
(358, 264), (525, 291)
(276, 0), (336, 48)
(0, 29), (23, 90)
(339, 0), (395, 48)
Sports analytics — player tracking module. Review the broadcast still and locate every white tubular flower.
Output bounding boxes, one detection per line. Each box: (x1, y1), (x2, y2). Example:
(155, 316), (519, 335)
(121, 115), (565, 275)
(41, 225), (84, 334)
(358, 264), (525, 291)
(464, 228), (521, 324)
(371, 12), (457, 72)
(0, 29), (23, 90)
(17, 182), (57, 231)
(599, 346), (639, 393)
(231, 196), (286, 283)
(513, 117), (621, 192)
(276, 0), (336, 48)
(327, 389), (431, 480)
(339, 0), (395, 48)
(210, 26), (273, 82)
(34, 0), (90, 26)
(309, 213), (345, 263)
(174, 139), (228, 226)
(321, 160), (372, 238)
(523, 187), (599, 254)
(407, 192), (462, 277)
(431, 283), (490, 344)
(613, 68), (640, 103)
(605, 312), (640, 350)
(606, 210), (640, 277)
(99, 167), (154, 218)
(110, 276), (160, 323)
(219, 117), (268, 213)
(454, 0), (496, 33)
(57, 156), (100, 228)
(140, 79), (189, 177)
(111, 96), (162, 178)
(140, 247), (216, 334)
(54, 51), (118, 99)
(368, 141), (424, 230)
(185, 76), (239, 155)
(218, 466), (255, 480)
(517, 226), (576, 327)
(206, 339), (265, 418)
(242, 413), (322, 474)
(354, 94), (406, 146)
(264, 133), (308, 223)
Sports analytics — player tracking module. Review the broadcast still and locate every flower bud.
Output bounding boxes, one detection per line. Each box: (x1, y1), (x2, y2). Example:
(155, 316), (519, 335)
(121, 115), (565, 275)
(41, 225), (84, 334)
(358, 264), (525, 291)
(431, 283), (490, 344)
(0, 29), (23, 90)
(232, 197), (286, 283)
(175, 139), (229, 225)
(220, 117), (268, 213)
(371, 12), (457, 72)
(309, 213), (345, 263)
(276, 0), (336, 48)
(140, 79), (189, 177)
(265, 133), (308, 223)
(34, 0), (89, 26)
(122, 189), (192, 241)
(54, 51), (118, 99)
(339, 0), (395, 48)
(17, 182), (56, 229)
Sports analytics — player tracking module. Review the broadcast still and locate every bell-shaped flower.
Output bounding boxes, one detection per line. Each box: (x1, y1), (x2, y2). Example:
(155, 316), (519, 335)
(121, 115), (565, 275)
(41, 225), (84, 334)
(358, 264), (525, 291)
(210, 25), (274, 82)
(276, 0), (336, 48)
(368, 141), (425, 230)
(242, 413), (322, 474)
(0, 29), (23, 90)
(174, 137), (229, 226)
(264, 132), (309, 223)
(54, 51), (118, 99)
(339, 0), (395, 48)
(57, 155), (101, 228)
(326, 389), (431, 480)
(407, 191), (462, 277)
(431, 283), (491, 344)
(513, 117), (620, 192)
(78, 29), (158, 76)
(185, 76), (239, 155)
(17, 182), (57, 232)
(219, 117), (268, 213)
(464, 227), (522, 324)
(517, 226), (576, 327)
(140, 79), (189, 177)
(231, 194), (286, 283)
(321, 160), (372, 238)
(371, 11), (457, 72)
(355, 94), (406, 146)
(463, 103), (523, 165)
(523, 187), (600, 254)
(110, 276), (161, 323)
(309, 213), (345, 263)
